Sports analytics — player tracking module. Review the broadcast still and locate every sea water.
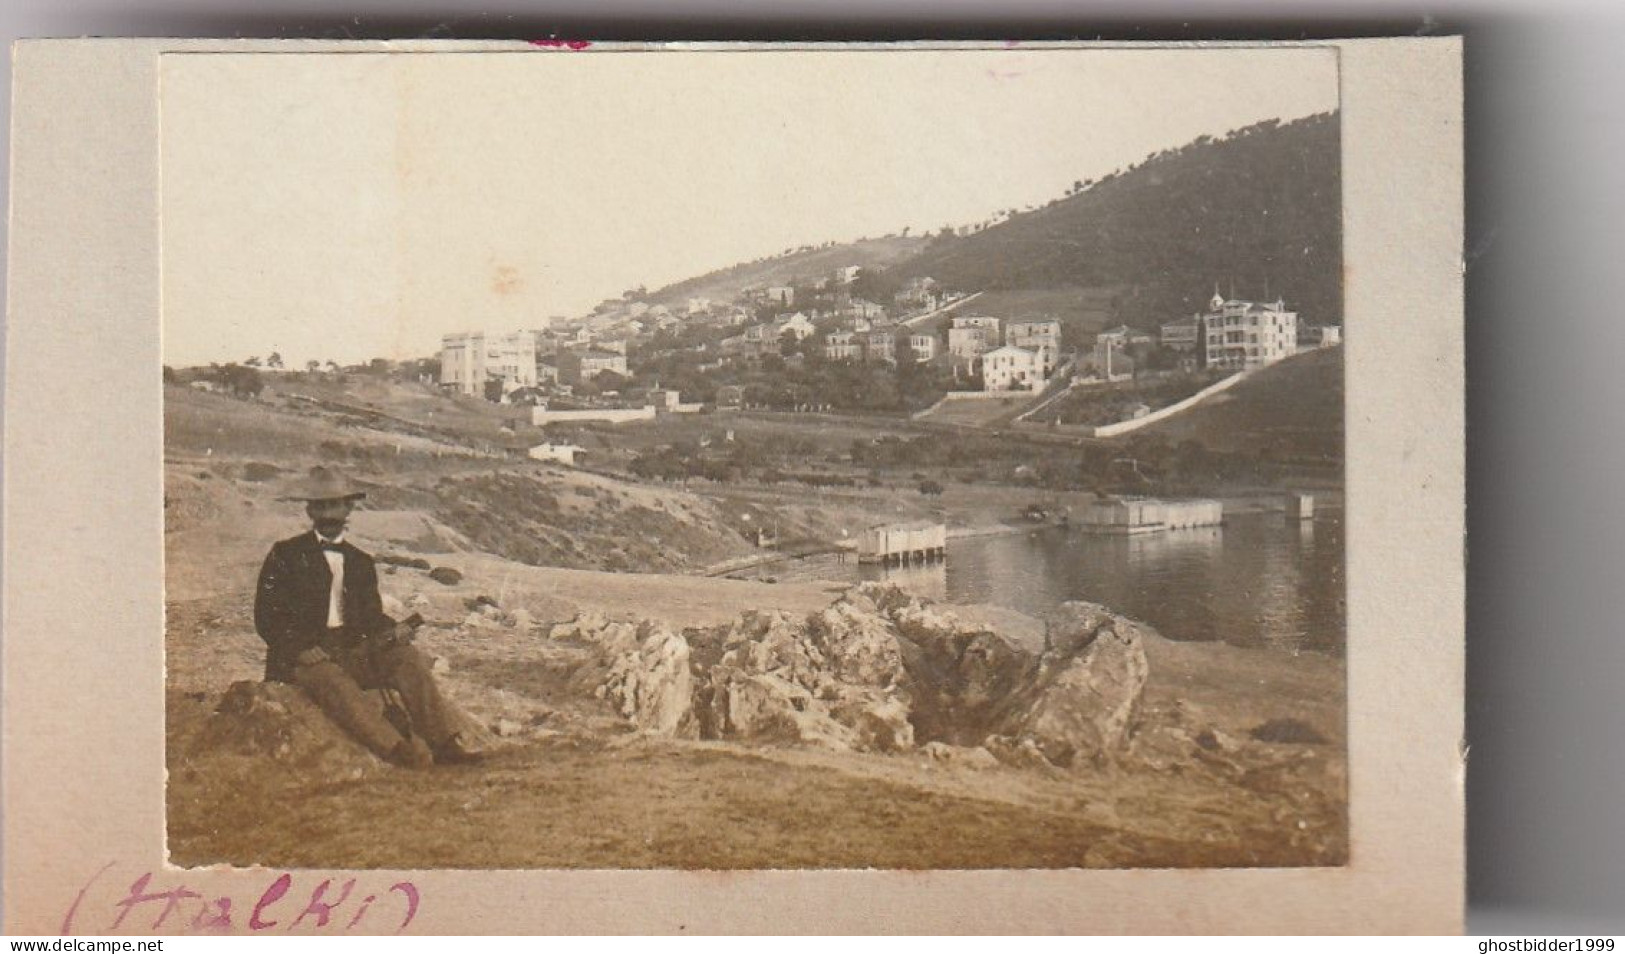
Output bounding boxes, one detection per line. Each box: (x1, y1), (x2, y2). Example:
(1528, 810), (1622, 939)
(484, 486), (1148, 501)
(739, 511), (1346, 655)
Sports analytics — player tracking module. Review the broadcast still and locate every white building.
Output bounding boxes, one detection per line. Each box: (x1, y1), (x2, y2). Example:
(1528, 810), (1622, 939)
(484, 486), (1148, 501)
(906, 334), (939, 363)
(1299, 324), (1342, 349)
(952, 315), (1001, 335)
(981, 345), (1045, 392)
(833, 265), (862, 285)
(948, 316), (1003, 364)
(864, 331), (897, 364)
(529, 442), (585, 466)
(557, 348), (628, 384)
(778, 313), (817, 341)
(948, 326), (995, 361)
(1201, 292), (1299, 370)
(1096, 324), (1154, 348)
(1160, 316), (1202, 351)
(824, 331), (860, 362)
(1005, 319), (1062, 374)
(440, 330), (539, 397)
(843, 298), (886, 320)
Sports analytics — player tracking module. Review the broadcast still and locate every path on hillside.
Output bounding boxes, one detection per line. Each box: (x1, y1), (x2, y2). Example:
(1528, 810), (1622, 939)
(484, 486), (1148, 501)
(899, 290), (984, 328)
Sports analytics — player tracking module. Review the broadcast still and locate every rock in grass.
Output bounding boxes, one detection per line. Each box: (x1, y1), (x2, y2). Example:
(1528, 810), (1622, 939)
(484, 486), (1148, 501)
(923, 741), (1000, 769)
(193, 681), (382, 778)
(378, 553), (432, 570)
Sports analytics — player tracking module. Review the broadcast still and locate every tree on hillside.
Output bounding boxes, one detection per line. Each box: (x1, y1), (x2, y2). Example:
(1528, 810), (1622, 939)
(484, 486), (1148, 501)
(306, 359), (321, 374)
(217, 363), (264, 398)
(267, 352), (284, 370)
(884, 112), (1343, 328)
(594, 370), (630, 393)
(245, 356), (262, 367)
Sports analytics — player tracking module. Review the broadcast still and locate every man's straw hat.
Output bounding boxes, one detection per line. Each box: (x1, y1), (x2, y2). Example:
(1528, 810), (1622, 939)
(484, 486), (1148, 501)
(280, 465), (367, 502)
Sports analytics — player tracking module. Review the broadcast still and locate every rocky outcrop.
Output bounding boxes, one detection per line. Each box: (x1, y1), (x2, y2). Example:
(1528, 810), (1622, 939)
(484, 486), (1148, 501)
(555, 584), (1153, 768)
(922, 741), (1000, 769)
(598, 623), (696, 737)
(999, 603), (1151, 766)
(695, 604), (914, 753)
(187, 681), (384, 782)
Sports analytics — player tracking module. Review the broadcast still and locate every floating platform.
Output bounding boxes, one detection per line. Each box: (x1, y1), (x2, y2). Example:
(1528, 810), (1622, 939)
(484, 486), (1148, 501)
(1078, 497), (1223, 535)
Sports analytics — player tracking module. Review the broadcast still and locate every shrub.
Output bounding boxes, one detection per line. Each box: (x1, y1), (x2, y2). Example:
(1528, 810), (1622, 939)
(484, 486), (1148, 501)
(240, 462), (281, 482)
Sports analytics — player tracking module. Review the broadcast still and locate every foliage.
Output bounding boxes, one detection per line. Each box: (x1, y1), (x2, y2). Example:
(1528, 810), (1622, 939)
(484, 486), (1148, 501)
(594, 370), (630, 393)
(630, 340), (954, 414)
(1028, 372), (1223, 427)
(885, 113), (1343, 328)
(215, 363), (264, 397)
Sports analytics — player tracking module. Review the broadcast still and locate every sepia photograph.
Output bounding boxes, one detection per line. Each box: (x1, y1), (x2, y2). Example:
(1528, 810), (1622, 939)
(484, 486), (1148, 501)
(158, 46), (1349, 871)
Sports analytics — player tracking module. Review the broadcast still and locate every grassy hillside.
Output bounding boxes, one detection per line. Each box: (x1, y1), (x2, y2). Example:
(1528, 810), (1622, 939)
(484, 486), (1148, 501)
(645, 236), (928, 308)
(885, 113), (1343, 331)
(1143, 345), (1344, 464)
(165, 383), (761, 575)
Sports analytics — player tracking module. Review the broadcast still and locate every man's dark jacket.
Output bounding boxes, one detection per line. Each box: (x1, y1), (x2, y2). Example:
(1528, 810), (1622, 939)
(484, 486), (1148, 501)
(253, 531), (395, 683)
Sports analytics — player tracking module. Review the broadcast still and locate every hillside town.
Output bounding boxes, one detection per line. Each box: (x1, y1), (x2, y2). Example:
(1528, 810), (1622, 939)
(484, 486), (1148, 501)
(436, 273), (1342, 436)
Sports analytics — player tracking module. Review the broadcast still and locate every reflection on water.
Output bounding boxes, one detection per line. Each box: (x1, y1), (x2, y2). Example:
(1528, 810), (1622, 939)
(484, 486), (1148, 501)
(737, 511), (1346, 654)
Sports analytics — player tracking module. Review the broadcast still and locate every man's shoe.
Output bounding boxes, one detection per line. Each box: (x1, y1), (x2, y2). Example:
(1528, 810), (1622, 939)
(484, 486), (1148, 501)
(434, 732), (486, 766)
(387, 736), (434, 769)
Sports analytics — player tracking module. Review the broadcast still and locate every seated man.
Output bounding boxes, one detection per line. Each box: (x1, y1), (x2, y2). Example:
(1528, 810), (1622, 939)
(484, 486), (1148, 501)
(254, 466), (481, 768)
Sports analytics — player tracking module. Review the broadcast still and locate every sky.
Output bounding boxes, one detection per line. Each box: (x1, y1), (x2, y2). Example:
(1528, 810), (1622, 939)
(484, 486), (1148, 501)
(161, 46), (1338, 368)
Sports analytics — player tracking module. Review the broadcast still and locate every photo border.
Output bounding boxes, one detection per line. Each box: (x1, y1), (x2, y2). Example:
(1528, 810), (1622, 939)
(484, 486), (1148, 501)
(3, 37), (1462, 934)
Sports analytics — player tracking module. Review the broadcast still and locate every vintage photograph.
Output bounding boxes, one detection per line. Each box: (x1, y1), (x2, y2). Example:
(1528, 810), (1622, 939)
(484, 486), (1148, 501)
(161, 46), (1347, 871)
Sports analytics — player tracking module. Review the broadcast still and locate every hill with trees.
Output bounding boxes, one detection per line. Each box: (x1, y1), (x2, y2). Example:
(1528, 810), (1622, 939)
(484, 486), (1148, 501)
(877, 112), (1343, 330)
(643, 235), (928, 309)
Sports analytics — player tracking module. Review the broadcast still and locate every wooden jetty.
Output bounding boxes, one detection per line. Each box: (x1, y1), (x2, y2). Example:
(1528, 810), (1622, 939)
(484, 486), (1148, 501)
(858, 522), (947, 565)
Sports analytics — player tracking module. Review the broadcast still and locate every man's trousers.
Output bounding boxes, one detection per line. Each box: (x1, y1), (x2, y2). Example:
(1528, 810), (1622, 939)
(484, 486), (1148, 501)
(293, 638), (459, 757)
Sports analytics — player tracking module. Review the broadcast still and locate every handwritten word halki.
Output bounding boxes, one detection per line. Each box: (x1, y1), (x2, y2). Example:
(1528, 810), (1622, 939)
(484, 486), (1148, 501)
(63, 863), (420, 935)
